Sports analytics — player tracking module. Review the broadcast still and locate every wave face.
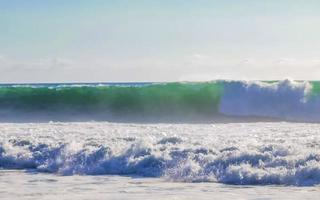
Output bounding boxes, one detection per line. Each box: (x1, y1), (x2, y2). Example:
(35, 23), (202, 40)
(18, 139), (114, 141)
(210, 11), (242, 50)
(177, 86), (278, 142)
(0, 82), (223, 121)
(220, 80), (320, 122)
(0, 80), (319, 122)
(1, 122), (320, 186)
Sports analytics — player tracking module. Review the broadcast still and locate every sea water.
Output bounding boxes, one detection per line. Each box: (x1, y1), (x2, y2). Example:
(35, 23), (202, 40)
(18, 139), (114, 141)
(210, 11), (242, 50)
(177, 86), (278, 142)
(0, 80), (320, 199)
(0, 122), (320, 199)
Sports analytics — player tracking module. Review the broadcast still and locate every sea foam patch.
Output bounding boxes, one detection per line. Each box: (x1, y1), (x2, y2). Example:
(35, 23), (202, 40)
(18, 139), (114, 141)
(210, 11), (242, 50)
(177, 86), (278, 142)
(0, 122), (320, 186)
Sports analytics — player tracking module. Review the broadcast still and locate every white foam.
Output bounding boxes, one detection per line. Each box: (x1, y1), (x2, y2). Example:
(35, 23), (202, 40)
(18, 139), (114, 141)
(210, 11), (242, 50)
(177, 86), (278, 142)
(219, 79), (320, 121)
(1, 122), (320, 186)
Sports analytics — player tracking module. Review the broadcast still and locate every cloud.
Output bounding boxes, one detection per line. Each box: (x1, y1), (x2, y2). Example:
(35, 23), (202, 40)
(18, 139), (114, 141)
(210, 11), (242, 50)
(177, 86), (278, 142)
(0, 55), (5, 62)
(0, 56), (75, 71)
(271, 58), (320, 68)
(240, 58), (256, 65)
(274, 58), (297, 65)
(51, 58), (74, 68)
(192, 54), (208, 60)
(0, 54), (320, 82)
(0, 55), (9, 65)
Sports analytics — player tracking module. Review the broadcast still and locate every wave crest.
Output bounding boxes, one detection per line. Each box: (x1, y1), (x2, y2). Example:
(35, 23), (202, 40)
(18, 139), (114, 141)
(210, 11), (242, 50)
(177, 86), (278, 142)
(1, 137), (320, 186)
(219, 79), (320, 121)
(0, 80), (320, 122)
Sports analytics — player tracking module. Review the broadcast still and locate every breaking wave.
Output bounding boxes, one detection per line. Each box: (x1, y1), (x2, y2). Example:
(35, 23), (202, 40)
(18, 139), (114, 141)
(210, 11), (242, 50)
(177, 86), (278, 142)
(220, 79), (320, 122)
(1, 138), (320, 186)
(0, 79), (319, 122)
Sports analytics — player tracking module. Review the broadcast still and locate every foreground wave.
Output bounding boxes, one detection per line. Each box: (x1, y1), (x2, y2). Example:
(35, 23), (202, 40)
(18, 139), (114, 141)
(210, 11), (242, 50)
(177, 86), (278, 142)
(0, 79), (320, 122)
(1, 136), (320, 186)
(1, 122), (320, 186)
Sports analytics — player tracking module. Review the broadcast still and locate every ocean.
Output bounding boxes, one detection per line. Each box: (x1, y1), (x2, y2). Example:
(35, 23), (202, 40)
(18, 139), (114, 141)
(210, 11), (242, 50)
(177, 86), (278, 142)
(0, 79), (320, 199)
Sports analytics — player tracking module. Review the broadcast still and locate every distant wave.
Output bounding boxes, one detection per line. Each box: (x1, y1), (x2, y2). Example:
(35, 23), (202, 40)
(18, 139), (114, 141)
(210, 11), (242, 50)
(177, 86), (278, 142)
(0, 79), (319, 122)
(1, 137), (320, 186)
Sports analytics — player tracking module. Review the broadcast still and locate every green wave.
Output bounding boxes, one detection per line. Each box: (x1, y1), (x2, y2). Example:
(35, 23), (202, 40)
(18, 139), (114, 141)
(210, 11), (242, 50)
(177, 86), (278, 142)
(0, 80), (319, 122)
(0, 83), (223, 118)
(311, 81), (320, 95)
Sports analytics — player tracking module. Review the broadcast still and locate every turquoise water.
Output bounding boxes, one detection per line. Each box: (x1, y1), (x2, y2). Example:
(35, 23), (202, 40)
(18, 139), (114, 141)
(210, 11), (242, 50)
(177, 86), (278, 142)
(0, 80), (319, 122)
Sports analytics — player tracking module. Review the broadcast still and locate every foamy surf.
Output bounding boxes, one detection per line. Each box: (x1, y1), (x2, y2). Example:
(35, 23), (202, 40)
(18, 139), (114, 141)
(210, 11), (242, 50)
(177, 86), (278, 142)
(1, 122), (320, 186)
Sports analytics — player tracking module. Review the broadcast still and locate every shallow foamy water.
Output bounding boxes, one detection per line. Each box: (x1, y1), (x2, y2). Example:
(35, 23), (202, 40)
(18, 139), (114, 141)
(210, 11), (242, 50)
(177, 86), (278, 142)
(1, 170), (319, 200)
(0, 122), (320, 199)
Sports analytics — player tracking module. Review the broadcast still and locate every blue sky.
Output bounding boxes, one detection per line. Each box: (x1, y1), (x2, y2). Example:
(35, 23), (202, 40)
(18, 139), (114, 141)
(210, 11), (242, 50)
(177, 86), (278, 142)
(0, 0), (320, 82)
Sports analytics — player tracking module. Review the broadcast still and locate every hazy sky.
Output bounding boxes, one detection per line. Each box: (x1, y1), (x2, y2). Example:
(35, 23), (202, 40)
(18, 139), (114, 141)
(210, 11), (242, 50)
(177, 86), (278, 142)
(0, 0), (320, 83)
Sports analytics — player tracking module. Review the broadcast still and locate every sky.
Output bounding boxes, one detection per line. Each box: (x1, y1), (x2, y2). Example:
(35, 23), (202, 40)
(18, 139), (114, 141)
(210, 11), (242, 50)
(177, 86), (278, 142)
(0, 0), (320, 83)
